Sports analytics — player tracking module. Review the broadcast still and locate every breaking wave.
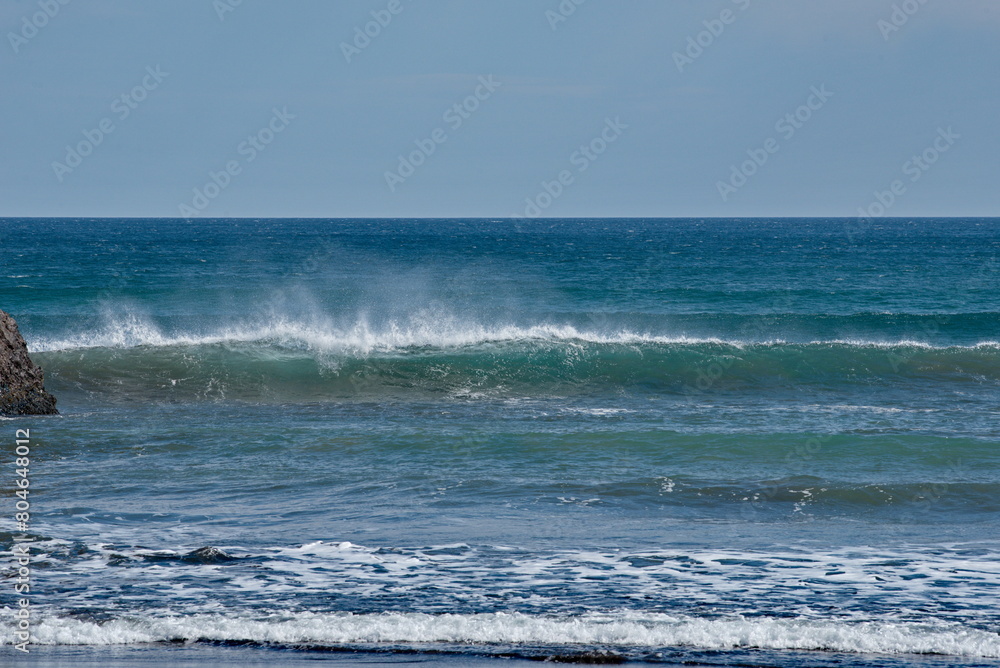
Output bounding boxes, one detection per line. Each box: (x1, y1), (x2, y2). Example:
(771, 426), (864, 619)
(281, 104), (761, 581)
(28, 313), (1000, 402)
(5, 610), (999, 659)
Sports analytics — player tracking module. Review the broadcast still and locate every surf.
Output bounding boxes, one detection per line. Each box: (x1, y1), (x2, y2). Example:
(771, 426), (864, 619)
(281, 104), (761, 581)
(29, 313), (1000, 403)
(10, 610), (1000, 659)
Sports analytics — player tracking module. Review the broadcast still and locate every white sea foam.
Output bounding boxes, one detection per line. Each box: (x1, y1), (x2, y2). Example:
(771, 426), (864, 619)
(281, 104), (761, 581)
(29, 311), (722, 354)
(4, 532), (1000, 658)
(28, 310), (1000, 355)
(2, 610), (999, 657)
(10, 537), (1000, 635)
(560, 407), (636, 416)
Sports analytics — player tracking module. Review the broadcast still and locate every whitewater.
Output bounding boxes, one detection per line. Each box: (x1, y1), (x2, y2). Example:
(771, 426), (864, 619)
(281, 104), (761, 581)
(1, 217), (998, 666)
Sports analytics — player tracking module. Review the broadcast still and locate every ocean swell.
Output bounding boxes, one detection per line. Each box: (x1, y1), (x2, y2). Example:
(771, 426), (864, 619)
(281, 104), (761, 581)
(29, 315), (1000, 402)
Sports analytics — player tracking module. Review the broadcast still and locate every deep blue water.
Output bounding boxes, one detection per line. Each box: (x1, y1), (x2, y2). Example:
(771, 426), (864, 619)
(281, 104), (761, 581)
(2, 218), (999, 665)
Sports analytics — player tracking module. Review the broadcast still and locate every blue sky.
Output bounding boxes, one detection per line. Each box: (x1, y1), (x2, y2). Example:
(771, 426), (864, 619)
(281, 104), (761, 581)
(1, 0), (997, 218)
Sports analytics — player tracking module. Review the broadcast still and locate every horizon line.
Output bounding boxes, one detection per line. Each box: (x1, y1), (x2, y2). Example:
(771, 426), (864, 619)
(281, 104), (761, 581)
(2, 216), (998, 222)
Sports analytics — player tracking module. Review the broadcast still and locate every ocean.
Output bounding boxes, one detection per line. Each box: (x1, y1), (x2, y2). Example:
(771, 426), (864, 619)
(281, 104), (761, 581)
(2, 217), (999, 666)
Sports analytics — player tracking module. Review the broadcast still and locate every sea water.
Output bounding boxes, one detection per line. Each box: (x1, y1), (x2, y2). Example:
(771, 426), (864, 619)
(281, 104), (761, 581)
(1, 218), (999, 666)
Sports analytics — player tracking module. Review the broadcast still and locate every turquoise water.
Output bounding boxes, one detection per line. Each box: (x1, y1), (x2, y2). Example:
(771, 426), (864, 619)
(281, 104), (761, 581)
(2, 218), (999, 665)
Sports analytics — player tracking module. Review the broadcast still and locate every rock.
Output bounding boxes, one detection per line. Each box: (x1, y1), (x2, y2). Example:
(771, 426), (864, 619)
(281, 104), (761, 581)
(0, 310), (57, 415)
(543, 651), (627, 664)
(181, 546), (238, 564)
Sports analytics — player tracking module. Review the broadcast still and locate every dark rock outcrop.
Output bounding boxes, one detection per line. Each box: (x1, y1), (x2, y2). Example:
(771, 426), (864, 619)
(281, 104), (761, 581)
(0, 310), (57, 415)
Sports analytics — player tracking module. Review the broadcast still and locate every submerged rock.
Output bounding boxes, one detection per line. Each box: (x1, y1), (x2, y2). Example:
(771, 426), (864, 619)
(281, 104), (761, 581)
(0, 310), (57, 415)
(181, 546), (238, 564)
(542, 651), (627, 664)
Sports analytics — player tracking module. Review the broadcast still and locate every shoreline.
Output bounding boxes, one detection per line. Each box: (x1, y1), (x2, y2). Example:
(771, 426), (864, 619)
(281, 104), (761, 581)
(9, 642), (999, 668)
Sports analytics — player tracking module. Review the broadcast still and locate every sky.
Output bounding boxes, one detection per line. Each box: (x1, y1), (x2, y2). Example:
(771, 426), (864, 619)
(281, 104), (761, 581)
(1, 0), (998, 219)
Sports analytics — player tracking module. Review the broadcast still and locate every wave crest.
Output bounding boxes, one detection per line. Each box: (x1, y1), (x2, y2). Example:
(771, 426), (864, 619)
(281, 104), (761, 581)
(27, 312), (1000, 402)
(11, 611), (1000, 658)
(29, 312), (1000, 354)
